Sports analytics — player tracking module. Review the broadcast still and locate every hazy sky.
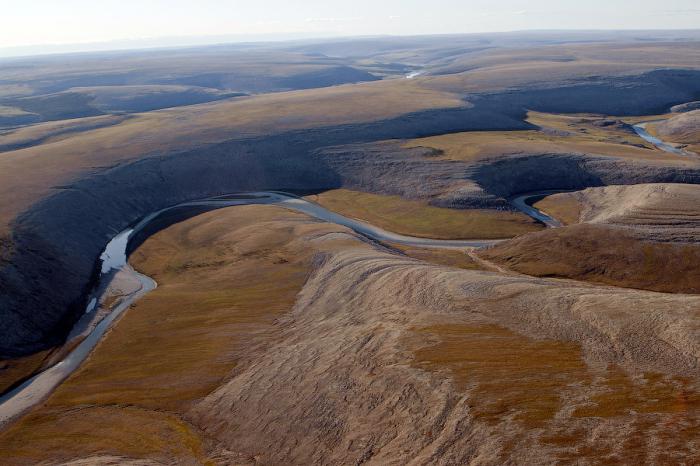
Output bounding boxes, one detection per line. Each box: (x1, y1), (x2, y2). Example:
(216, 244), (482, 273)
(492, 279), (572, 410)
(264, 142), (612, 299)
(2, 0), (700, 50)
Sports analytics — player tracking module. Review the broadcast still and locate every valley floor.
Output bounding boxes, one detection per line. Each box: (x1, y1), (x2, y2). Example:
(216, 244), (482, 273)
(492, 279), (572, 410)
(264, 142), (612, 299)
(1, 203), (697, 464)
(0, 40), (699, 463)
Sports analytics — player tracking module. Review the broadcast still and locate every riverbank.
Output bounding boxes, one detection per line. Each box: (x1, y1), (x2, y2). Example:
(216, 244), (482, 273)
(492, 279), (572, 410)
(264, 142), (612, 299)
(2, 202), (697, 464)
(633, 121), (696, 156)
(0, 189), (562, 427)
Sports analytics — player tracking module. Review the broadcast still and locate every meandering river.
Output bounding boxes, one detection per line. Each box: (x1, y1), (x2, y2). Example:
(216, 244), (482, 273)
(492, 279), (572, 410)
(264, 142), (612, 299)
(0, 190), (560, 426)
(1, 115), (694, 427)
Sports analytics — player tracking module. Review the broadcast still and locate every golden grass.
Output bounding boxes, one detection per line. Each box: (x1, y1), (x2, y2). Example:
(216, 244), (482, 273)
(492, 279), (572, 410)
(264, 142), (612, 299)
(406, 130), (655, 162)
(622, 114), (673, 127)
(0, 205), (334, 464)
(411, 324), (589, 428)
(533, 193), (583, 225)
(574, 368), (699, 418)
(528, 111), (633, 140)
(649, 111), (700, 154)
(0, 406), (211, 464)
(0, 115), (127, 151)
(0, 79), (462, 233)
(527, 111), (680, 156)
(410, 323), (700, 462)
(385, 241), (482, 270)
(66, 206), (314, 409)
(424, 42), (700, 94)
(308, 189), (543, 239)
(405, 130), (550, 162)
(0, 350), (53, 395)
(402, 111), (691, 164)
(479, 223), (700, 294)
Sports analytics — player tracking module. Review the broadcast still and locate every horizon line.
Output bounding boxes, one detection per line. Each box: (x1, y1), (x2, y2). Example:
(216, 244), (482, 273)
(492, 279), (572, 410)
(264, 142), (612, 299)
(2, 28), (700, 61)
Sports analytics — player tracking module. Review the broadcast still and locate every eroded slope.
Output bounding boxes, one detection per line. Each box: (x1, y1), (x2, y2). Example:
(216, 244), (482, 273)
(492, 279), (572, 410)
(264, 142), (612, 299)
(2, 204), (698, 464)
(481, 183), (700, 292)
(2, 40), (700, 359)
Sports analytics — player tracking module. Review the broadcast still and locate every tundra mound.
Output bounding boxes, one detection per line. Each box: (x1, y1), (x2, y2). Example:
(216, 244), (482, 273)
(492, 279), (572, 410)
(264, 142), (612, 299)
(1, 205), (698, 464)
(653, 109), (700, 153)
(481, 183), (700, 292)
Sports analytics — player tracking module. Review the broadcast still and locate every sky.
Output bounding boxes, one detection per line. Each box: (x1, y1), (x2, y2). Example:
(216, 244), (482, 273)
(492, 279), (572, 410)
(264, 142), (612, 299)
(1, 0), (699, 56)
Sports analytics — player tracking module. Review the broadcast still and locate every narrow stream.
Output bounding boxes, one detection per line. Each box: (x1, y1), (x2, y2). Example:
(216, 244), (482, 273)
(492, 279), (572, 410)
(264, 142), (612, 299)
(509, 191), (565, 228)
(632, 122), (695, 156)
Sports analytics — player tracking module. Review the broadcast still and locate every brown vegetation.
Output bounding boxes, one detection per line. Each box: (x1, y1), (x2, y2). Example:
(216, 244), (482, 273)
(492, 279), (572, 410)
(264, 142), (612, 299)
(0, 115), (129, 151)
(479, 223), (700, 293)
(652, 109), (700, 153)
(2, 203), (699, 464)
(308, 189), (543, 239)
(385, 242), (482, 270)
(547, 183), (700, 242)
(414, 324), (698, 425)
(402, 110), (692, 165)
(2, 36), (700, 464)
(411, 324), (589, 427)
(0, 205), (355, 463)
(0, 80), (462, 232)
(533, 193), (583, 225)
(0, 350), (53, 395)
(424, 42), (700, 93)
(187, 227), (698, 464)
